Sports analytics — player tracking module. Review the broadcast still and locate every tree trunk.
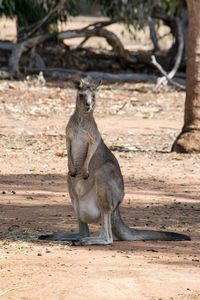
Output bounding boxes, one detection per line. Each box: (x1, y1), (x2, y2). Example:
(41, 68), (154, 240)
(172, 0), (200, 153)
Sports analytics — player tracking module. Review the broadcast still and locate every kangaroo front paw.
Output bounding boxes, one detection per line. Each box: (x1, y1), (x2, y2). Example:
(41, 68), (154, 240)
(68, 170), (77, 177)
(81, 169), (89, 180)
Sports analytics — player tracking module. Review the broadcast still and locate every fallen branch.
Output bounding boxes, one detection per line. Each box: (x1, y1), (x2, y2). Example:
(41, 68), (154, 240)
(0, 69), (10, 79)
(24, 67), (157, 83)
(9, 34), (50, 76)
(75, 20), (118, 49)
(58, 27), (135, 64)
(6, 13), (185, 80)
(0, 40), (14, 51)
(9, 25), (136, 77)
(29, 47), (46, 69)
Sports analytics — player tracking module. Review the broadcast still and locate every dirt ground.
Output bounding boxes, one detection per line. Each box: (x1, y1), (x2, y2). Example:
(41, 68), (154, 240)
(0, 16), (199, 300)
(0, 78), (199, 300)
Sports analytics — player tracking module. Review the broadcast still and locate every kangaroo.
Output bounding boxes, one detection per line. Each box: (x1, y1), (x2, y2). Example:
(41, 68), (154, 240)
(39, 79), (190, 245)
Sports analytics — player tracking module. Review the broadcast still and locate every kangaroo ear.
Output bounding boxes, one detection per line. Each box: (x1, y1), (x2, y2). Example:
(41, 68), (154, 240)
(72, 78), (87, 90)
(87, 77), (102, 91)
(68, 78), (82, 90)
(90, 79), (102, 90)
(79, 78), (85, 89)
(70, 77), (102, 91)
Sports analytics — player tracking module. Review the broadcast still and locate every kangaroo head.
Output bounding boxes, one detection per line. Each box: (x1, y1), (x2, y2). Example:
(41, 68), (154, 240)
(75, 78), (101, 113)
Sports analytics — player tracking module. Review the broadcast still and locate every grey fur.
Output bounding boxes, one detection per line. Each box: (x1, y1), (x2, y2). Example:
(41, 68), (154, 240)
(39, 80), (190, 245)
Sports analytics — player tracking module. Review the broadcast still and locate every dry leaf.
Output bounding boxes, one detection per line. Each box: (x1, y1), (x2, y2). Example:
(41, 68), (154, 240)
(172, 156), (183, 161)
(55, 151), (67, 157)
(8, 83), (16, 90)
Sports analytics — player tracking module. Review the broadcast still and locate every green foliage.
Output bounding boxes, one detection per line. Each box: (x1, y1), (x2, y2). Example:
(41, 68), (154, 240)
(0, 0), (78, 36)
(160, 0), (177, 16)
(0, 0), (16, 18)
(90, 0), (157, 27)
(0, 0), (180, 36)
(89, 0), (179, 28)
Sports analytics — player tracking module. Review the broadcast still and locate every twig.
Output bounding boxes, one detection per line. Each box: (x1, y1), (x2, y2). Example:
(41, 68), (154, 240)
(82, 19), (118, 31)
(148, 16), (160, 52)
(151, 18), (185, 90)
(157, 32), (171, 41)
(116, 101), (129, 113)
(109, 145), (140, 152)
(76, 36), (90, 49)
(0, 285), (30, 297)
(160, 18), (184, 83)
(75, 20), (118, 49)
(151, 55), (185, 90)
(26, 0), (68, 39)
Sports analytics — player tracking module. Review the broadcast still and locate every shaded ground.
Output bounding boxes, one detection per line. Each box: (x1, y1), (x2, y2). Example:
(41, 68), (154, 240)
(0, 78), (200, 300)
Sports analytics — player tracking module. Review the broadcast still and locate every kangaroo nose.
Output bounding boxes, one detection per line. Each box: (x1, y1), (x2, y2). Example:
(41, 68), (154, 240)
(86, 99), (92, 105)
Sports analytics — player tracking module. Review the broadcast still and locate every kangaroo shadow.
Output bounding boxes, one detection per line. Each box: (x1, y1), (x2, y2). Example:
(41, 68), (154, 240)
(0, 173), (199, 259)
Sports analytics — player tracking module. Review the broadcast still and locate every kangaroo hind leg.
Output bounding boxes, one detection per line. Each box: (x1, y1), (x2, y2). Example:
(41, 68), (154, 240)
(80, 171), (113, 245)
(39, 177), (90, 242)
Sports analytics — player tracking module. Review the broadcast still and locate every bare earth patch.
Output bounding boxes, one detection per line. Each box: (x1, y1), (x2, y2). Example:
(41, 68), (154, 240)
(0, 79), (200, 300)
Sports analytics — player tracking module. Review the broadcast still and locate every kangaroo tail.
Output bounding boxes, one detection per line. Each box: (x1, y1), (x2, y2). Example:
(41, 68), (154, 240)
(112, 207), (191, 241)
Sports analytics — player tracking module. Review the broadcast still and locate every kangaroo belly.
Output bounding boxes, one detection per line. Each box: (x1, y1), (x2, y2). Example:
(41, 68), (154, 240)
(76, 185), (100, 223)
(79, 197), (100, 223)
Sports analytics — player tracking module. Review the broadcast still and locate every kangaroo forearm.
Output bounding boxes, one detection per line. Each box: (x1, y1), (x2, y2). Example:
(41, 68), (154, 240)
(83, 140), (99, 169)
(66, 140), (76, 175)
(81, 140), (99, 179)
(68, 159), (75, 172)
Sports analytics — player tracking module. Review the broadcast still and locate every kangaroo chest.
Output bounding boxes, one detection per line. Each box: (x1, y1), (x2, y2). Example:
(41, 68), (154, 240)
(71, 127), (89, 171)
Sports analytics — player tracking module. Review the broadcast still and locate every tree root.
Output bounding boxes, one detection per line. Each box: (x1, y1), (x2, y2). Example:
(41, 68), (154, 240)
(172, 130), (200, 153)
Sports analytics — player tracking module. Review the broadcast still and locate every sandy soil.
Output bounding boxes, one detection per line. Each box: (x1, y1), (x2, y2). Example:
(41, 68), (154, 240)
(0, 79), (199, 300)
